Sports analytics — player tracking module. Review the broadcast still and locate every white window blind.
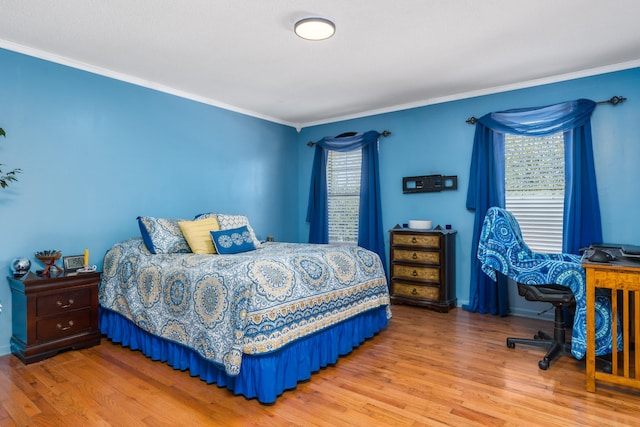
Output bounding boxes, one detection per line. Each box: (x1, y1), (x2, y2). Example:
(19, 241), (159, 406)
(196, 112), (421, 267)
(327, 149), (361, 244)
(505, 133), (564, 253)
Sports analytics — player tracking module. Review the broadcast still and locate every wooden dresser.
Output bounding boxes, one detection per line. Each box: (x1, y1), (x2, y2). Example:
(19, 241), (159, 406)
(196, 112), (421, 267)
(389, 228), (456, 312)
(7, 271), (101, 364)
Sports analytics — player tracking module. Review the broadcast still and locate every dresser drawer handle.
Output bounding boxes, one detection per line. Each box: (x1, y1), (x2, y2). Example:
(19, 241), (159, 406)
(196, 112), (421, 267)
(56, 320), (74, 331)
(411, 288), (418, 295)
(412, 237), (417, 243)
(412, 270), (418, 276)
(412, 252), (418, 259)
(56, 299), (75, 309)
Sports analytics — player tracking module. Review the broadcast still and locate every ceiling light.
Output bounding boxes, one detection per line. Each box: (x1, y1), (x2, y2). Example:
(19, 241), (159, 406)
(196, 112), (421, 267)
(294, 17), (335, 41)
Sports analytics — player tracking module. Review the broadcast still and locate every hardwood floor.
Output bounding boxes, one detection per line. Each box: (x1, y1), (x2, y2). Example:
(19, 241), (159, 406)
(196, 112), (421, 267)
(1, 304), (638, 426)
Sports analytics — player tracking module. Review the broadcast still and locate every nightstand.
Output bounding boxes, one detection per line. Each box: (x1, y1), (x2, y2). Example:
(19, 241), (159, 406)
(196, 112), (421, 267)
(7, 270), (101, 364)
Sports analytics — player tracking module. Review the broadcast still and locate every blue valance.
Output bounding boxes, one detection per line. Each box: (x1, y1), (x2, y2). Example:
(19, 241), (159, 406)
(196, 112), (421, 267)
(478, 98), (596, 136)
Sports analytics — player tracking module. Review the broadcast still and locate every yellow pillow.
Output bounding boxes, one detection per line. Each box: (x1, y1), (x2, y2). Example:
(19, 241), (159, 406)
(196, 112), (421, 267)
(178, 217), (221, 254)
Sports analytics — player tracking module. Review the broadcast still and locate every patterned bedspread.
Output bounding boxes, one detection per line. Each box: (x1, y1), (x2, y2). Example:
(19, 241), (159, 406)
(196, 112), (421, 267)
(99, 238), (391, 376)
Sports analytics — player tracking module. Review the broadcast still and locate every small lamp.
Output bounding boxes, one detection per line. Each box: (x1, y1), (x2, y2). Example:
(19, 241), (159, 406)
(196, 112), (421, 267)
(294, 17), (336, 41)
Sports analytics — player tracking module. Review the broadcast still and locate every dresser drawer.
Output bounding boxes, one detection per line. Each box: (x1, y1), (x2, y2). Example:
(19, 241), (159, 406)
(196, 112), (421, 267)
(36, 309), (92, 341)
(393, 281), (440, 301)
(393, 264), (440, 282)
(392, 233), (440, 248)
(393, 249), (440, 265)
(36, 288), (93, 317)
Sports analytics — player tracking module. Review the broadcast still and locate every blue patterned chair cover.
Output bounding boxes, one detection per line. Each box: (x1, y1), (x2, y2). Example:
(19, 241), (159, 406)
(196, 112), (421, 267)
(477, 207), (621, 359)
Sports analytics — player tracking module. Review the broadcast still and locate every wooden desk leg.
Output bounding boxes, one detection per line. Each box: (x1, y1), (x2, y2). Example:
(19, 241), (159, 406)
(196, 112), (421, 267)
(586, 268), (596, 392)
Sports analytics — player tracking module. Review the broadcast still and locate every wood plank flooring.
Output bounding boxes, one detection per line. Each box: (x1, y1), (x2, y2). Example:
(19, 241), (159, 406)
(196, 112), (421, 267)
(1, 304), (639, 426)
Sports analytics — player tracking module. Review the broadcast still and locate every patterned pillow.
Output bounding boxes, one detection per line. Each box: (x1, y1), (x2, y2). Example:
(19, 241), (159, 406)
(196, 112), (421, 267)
(178, 217), (220, 254)
(216, 214), (261, 248)
(194, 212), (218, 220)
(210, 226), (256, 254)
(137, 216), (190, 254)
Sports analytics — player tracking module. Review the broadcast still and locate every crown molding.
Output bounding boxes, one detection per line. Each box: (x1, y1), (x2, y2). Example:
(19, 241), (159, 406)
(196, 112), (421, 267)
(0, 39), (298, 129)
(3, 39), (639, 132)
(299, 59), (640, 129)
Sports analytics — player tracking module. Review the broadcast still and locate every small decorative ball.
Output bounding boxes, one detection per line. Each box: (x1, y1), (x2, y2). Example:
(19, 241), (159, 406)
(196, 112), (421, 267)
(11, 257), (31, 276)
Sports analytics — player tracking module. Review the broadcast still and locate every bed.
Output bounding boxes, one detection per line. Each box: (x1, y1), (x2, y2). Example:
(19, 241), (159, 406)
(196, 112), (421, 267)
(99, 221), (391, 404)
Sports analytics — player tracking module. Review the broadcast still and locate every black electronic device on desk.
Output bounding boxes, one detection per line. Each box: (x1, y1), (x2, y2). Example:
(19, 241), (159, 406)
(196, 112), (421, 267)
(583, 243), (640, 264)
(620, 244), (640, 259)
(587, 248), (614, 263)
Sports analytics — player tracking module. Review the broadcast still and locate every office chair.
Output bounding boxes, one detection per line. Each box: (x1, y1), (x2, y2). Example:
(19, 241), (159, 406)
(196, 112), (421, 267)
(476, 207), (586, 370)
(509, 282), (574, 369)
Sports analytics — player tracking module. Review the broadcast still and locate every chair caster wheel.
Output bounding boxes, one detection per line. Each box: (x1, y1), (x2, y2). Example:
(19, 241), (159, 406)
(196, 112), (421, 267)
(507, 340), (515, 349)
(539, 359), (549, 370)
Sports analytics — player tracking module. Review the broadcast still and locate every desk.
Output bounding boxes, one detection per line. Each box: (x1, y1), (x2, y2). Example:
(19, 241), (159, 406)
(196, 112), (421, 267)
(584, 250), (640, 392)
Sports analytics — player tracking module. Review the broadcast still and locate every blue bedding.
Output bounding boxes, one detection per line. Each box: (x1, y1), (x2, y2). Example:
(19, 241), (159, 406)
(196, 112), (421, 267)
(99, 238), (391, 377)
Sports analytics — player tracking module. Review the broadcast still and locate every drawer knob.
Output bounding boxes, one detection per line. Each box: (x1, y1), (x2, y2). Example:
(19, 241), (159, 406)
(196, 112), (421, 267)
(412, 237), (417, 243)
(412, 288), (418, 295)
(56, 320), (74, 331)
(412, 252), (418, 259)
(412, 270), (418, 276)
(56, 299), (75, 309)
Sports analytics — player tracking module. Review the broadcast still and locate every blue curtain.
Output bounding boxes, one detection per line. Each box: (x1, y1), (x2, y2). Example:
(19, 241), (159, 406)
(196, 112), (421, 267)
(465, 125), (507, 315)
(465, 99), (601, 315)
(306, 130), (387, 273)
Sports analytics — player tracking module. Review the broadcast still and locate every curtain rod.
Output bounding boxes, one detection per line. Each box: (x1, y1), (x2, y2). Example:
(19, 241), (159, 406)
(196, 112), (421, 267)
(307, 130), (391, 147)
(465, 96), (627, 125)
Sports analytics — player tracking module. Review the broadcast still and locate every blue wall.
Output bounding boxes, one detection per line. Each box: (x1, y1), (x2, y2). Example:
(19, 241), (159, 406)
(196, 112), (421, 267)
(296, 67), (640, 315)
(2, 46), (640, 357)
(0, 49), (298, 355)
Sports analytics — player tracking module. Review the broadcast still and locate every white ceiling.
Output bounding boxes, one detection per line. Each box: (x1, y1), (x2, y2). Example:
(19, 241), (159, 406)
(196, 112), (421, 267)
(2, 0), (640, 129)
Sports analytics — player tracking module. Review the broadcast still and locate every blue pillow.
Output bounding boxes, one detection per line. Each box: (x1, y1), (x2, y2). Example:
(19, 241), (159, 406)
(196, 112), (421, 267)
(210, 226), (256, 254)
(137, 216), (190, 254)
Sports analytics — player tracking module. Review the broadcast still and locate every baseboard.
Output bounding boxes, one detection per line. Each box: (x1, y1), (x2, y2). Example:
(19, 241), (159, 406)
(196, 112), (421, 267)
(509, 306), (554, 321)
(0, 344), (11, 357)
(453, 299), (554, 322)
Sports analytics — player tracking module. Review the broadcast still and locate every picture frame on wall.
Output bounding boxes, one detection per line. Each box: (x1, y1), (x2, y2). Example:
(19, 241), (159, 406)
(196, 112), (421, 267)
(63, 255), (85, 273)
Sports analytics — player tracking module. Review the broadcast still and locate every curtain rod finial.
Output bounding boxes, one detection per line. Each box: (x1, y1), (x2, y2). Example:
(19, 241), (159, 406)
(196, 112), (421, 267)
(609, 95), (627, 106)
(381, 130), (391, 137)
(466, 117), (478, 125)
(597, 95), (627, 106)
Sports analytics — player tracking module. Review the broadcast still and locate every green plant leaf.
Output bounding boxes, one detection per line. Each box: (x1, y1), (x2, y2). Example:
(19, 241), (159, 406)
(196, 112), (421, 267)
(1, 128), (22, 189)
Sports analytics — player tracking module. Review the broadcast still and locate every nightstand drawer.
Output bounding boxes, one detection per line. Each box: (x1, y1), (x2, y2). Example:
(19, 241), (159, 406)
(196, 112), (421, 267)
(393, 249), (440, 264)
(392, 234), (440, 248)
(393, 264), (440, 282)
(36, 288), (91, 317)
(36, 309), (92, 341)
(36, 288), (93, 317)
(393, 281), (440, 301)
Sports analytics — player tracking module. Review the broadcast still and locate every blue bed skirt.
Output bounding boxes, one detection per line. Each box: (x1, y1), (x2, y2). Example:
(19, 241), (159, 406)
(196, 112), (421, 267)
(99, 306), (389, 403)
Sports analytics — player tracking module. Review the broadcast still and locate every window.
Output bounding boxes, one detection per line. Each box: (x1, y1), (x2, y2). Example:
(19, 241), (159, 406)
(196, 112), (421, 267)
(327, 149), (361, 244)
(504, 132), (564, 253)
